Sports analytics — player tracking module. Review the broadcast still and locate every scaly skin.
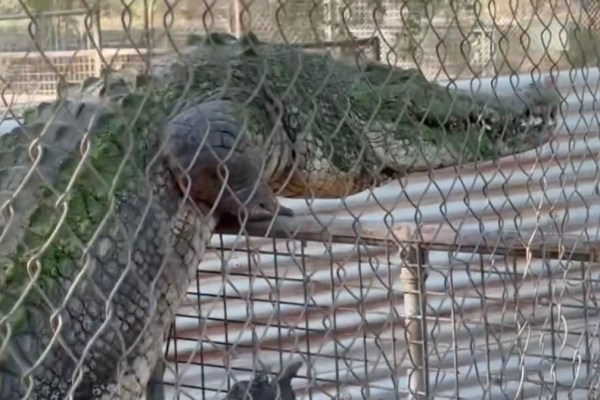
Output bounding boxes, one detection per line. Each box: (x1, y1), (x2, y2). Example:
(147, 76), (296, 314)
(0, 31), (559, 399)
(79, 32), (560, 198)
(0, 85), (291, 398)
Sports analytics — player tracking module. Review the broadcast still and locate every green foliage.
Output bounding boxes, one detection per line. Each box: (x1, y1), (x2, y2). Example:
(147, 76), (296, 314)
(24, 0), (51, 12)
(396, 0), (443, 53)
(23, 0), (72, 12)
(564, 22), (600, 68)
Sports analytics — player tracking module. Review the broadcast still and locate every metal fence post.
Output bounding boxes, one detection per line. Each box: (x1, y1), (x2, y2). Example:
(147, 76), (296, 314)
(400, 244), (428, 399)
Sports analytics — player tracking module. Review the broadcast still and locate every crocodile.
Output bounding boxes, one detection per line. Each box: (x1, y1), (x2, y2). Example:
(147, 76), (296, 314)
(0, 31), (559, 399)
(0, 89), (292, 398)
(72, 31), (559, 199)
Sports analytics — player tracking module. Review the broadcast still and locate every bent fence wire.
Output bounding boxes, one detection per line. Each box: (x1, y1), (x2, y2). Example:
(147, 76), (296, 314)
(0, 0), (599, 399)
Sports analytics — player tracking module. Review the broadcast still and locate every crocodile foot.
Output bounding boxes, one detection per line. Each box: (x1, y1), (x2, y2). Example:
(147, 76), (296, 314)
(225, 360), (304, 400)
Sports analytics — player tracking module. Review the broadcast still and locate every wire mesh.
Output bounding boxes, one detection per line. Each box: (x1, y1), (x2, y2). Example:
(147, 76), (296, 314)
(0, 0), (598, 399)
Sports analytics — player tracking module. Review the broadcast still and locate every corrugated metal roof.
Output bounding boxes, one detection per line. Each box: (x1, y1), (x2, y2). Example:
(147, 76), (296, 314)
(164, 67), (600, 399)
(0, 118), (18, 136)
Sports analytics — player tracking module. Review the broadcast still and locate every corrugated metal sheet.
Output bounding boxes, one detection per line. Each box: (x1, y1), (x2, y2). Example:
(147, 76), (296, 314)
(0, 117), (19, 136)
(167, 67), (600, 399)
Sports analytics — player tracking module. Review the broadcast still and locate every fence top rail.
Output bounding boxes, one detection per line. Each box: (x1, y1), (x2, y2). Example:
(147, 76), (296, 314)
(0, 38), (377, 61)
(214, 215), (600, 262)
(0, 8), (94, 21)
(0, 47), (153, 59)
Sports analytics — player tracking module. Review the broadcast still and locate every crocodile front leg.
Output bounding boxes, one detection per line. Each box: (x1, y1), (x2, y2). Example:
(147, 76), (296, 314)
(0, 167), (211, 400)
(0, 95), (293, 399)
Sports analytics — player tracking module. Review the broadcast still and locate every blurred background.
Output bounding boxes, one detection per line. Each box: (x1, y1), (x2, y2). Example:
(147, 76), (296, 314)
(0, 0), (593, 112)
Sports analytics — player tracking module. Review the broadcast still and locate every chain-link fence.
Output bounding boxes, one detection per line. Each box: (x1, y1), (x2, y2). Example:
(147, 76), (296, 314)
(0, 0), (599, 399)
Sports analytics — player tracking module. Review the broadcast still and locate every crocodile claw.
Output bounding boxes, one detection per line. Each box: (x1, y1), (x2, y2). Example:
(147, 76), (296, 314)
(247, 202), (295, 221)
